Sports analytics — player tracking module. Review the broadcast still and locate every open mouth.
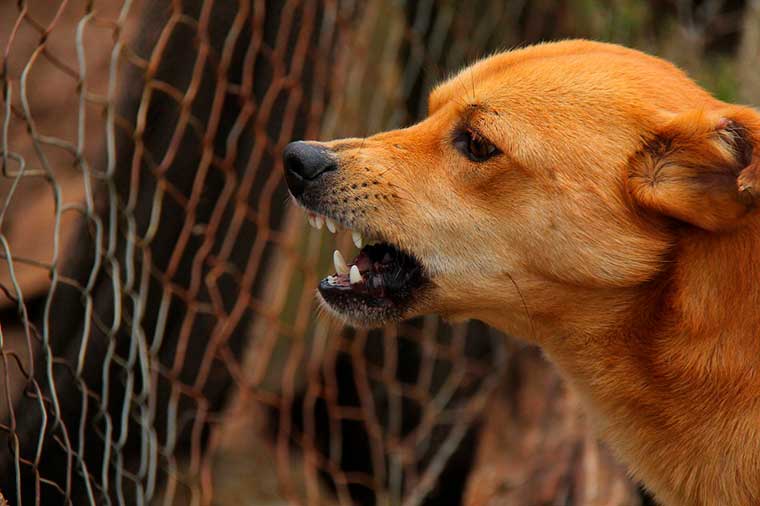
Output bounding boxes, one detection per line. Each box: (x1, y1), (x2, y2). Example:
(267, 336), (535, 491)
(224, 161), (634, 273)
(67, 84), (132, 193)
(304, 211), (428, 325)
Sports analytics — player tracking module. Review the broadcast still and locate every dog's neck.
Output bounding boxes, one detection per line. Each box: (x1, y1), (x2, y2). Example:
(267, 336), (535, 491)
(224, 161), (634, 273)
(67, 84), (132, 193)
(483, 217), (760, 505)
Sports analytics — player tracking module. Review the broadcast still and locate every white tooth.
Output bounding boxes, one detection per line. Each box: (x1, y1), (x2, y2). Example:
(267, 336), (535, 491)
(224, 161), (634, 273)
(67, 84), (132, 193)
(349, 265), (362, 284)
(308, 215), (317, 228)
(333, 249), (349, 275)
(326, 218), (337, 233)
(314, 215), (324, 229)
(352, 231), (363, 249)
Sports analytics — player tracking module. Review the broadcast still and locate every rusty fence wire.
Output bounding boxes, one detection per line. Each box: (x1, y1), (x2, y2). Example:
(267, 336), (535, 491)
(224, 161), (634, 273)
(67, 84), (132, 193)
(1, 1), (758, 506)
(0, 1), (515, 505)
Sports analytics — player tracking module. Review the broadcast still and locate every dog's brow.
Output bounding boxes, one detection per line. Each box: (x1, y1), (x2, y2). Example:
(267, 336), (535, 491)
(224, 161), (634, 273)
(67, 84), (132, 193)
(465, 102), (487, 114)
(461, 102), (496, 123)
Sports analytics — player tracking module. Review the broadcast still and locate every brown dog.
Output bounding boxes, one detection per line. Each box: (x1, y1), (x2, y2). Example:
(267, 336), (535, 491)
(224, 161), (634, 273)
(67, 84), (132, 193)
(282, 40), (760, 506)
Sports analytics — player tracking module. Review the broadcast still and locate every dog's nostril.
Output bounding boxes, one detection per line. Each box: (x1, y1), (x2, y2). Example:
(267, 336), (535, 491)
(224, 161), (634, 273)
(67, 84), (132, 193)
(283, 141), (338, 199)
(283, 141), (337, 185)
(284, 150), (306, 180)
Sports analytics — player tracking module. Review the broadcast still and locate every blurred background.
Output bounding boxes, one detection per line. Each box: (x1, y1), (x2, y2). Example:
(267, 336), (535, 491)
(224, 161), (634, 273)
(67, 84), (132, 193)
(0, 1), (757, 505)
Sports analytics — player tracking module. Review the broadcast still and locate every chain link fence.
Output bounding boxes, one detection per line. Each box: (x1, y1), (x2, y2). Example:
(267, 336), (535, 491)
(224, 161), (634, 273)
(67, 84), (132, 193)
(1, 1), (758, 505)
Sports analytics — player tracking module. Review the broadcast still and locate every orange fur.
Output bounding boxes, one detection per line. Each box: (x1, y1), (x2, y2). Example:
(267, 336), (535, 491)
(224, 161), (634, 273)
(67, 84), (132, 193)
(307, 40), (760, 505)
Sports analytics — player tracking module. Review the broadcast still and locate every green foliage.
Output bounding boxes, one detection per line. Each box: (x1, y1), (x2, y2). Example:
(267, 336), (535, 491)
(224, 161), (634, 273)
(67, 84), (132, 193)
(697, 56), (740, 103)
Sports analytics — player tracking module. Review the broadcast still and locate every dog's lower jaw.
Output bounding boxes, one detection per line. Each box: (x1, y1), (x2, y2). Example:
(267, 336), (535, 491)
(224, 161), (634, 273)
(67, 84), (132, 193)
(316, 292), (403, 328)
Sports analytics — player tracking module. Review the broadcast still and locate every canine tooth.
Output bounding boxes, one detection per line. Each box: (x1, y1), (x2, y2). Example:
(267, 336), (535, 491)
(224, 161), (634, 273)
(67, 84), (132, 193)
(352, 231), (363, 248)
(314, 215), (324, 229)
(333, 249), (349, 275)
(326, 218), (337, 233)
(349, 265), (362, 284)
(308, 215), (317, 228)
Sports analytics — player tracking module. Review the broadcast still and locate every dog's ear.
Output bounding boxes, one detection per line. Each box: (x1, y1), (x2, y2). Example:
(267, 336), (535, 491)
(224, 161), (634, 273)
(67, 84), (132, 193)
(629, 108), (760, 231)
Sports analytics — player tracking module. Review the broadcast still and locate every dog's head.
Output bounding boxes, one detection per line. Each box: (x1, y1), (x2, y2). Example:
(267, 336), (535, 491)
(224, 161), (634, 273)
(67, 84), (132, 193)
(283, 40), (760, 336)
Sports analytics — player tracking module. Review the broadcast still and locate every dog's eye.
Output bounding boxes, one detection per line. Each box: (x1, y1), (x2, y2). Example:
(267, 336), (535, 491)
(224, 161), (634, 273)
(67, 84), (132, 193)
(454, 129), (499, 162)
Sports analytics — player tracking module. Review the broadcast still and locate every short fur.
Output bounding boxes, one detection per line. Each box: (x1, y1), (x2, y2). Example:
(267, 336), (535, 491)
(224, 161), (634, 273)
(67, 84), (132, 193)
(304, 40), (760, 506)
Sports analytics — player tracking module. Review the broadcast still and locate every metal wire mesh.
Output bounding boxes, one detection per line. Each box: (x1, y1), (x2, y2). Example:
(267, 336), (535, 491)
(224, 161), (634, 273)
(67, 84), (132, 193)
(0, 1), (511, 505)
(1, 1), (758, 505)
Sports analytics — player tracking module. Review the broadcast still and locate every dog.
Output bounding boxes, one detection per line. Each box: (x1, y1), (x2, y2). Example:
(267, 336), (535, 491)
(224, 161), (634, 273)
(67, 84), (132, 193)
(282, 40), (760, 506)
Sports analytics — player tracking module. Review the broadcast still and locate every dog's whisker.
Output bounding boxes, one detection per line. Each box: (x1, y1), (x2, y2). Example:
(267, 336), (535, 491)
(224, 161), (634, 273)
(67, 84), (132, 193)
(504, 271), (537, 345)
(469, 66), (477, 103)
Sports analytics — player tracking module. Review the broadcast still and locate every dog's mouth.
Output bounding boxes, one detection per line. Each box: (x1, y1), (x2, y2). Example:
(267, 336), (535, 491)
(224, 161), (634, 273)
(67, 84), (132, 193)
(303, 211), (429, 326)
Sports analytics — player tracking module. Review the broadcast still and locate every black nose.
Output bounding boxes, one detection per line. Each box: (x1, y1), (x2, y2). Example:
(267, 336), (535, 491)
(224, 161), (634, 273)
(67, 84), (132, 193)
(283, 141), (338, 197)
